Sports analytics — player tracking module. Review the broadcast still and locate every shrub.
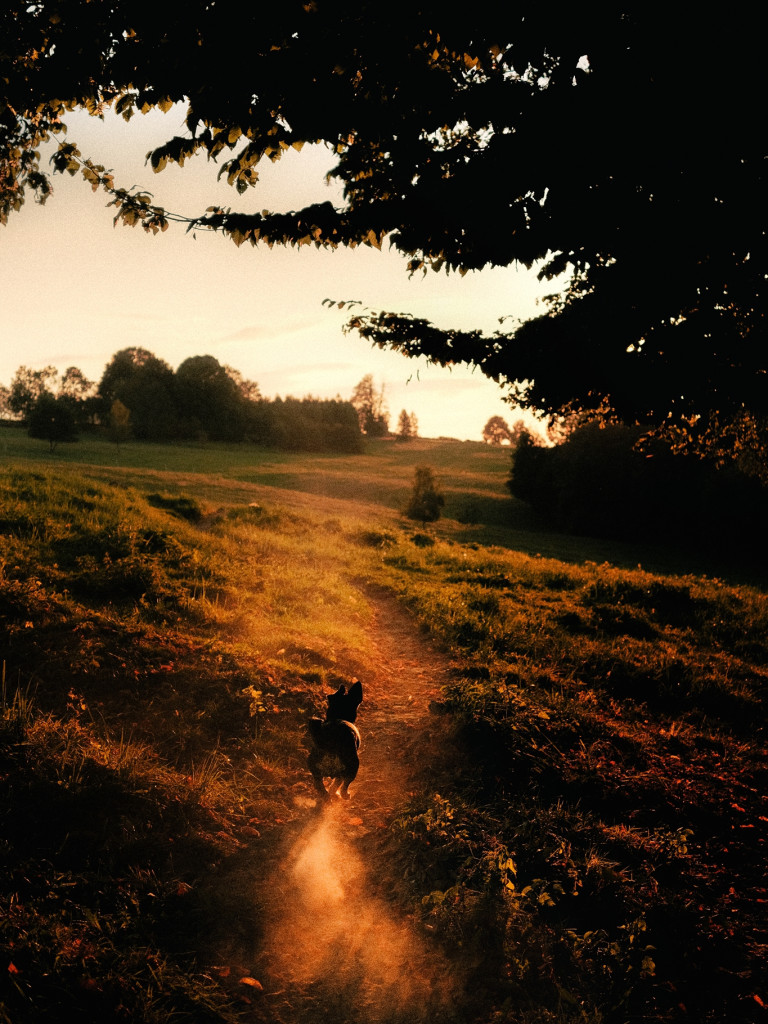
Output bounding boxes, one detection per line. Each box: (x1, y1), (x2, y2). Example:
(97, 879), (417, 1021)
(145, 493), (203, 523)
(405, 466), (445, 523)
(27, 394), (79, 451)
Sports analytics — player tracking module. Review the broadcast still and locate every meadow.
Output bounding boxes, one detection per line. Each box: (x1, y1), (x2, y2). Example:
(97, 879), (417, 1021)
(1, 425), (766, 1023)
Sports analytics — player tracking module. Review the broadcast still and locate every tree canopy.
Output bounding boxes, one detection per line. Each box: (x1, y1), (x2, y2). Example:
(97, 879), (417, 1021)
(2, 5), (766, 456)
(4, 348), (363, 452)
(27, 391), (79, 450)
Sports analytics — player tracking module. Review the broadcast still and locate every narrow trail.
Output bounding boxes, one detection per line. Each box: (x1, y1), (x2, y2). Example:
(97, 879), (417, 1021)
(349, 586), (456, 824)
(247, 587), (465, 1024)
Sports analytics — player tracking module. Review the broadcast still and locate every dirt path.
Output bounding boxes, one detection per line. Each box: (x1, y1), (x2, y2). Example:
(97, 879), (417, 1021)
(249, 587), (463, 1024)
(348, 586), (455, 822)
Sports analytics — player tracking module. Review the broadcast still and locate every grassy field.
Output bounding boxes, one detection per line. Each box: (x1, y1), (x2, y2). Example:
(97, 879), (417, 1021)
(1, 428), (767, 1023)
(1, 423), (756, 581)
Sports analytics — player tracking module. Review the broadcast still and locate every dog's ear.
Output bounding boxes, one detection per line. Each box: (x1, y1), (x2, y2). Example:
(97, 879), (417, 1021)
(327, 684), (346, 701)
(349, 680), (363, 704)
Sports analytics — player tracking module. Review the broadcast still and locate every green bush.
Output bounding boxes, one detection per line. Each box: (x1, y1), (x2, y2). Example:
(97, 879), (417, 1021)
(27, 394), (79, 451)
(405, 466), (445, 523)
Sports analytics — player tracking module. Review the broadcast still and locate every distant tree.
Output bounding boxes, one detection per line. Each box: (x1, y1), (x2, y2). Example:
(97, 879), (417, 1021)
(317, 398), (365, 453)
(175, 354), (245, 442)
(397, 409), (418, 440)
(405, 466), (445, 523)
(265, 396), (363, 453)
(351, 374), (389, 436)
(0, 384), (12, 420)
(508, 420), (768, 555)
(224, 365), (262, 403)
(9, 365), (57, 422)
(108, 398), (131, 449)
(58, 366), (94, 402)
(482, 416), (513, 445)
(57, 365), (96, 428)
(98, 347), (178, 441)
(27, 393), (78, 451)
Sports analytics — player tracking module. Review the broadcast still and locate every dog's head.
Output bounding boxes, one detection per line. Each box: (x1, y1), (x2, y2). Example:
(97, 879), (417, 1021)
(325, 680), (363, 723)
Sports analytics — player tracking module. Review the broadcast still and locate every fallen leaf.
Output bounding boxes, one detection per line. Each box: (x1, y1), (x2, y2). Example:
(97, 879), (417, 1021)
(239, 977), (263, 990)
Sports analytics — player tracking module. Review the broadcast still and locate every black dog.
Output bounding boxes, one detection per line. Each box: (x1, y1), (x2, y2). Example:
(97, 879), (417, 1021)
(306, 680), (363, 801)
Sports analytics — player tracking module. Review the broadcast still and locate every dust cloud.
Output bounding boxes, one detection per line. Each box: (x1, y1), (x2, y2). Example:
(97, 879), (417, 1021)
(259, 808), (461, 1023)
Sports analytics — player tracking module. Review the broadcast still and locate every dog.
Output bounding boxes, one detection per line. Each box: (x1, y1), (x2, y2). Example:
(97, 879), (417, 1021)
(306, 680), (363, 802)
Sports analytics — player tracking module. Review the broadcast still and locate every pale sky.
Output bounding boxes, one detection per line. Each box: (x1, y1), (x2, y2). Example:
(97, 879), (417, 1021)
(0, 106), (559, 440)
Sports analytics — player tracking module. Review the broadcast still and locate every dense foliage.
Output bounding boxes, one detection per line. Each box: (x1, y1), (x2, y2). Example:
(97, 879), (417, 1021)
(509, 422), (768, 558)
(26, 391), (79, 450)
(2, 5), (766, 460)
(6, 347), (363, 452)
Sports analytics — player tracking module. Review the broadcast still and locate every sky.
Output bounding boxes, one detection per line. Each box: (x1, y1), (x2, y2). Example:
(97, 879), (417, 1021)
(0, 106), (560, 441)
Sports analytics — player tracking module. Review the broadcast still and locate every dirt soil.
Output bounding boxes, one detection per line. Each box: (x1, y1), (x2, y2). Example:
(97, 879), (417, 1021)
(215, 587), (467, 1024)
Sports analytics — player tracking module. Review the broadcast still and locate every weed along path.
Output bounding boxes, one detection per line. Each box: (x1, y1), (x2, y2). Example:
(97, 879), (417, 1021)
(238, 587), (464, 1024)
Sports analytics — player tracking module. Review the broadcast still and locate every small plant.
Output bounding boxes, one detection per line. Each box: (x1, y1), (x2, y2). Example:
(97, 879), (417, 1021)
(186, 750), (224, 798)
(405, 465), (445, 523)
(241, 683), (282, 737)
(410, 532), (435, 547)
(0, 665), (34, 744)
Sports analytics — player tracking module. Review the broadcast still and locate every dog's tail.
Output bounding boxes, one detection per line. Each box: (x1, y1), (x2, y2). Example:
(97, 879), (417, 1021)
(344, 721), (362, 751)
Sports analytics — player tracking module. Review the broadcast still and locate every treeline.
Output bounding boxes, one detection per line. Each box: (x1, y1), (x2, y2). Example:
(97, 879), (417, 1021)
(509, 421), (768, 557)
(2, 348), (363, 453)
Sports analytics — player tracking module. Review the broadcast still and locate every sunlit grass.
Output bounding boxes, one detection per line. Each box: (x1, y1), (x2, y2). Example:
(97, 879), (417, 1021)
(357, 532), (768, 1019)
(1, 444), (767, 1023)
(7, 419), (735, 579)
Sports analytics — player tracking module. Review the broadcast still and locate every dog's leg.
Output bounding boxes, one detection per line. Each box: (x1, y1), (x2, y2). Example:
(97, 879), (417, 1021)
(335, 748), (360, 800)
(307, 748), (330, 800)
(328, 776), (345, 799)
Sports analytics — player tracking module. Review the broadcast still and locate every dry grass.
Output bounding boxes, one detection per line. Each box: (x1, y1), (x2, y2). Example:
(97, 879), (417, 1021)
(1, 444), (767, 1023)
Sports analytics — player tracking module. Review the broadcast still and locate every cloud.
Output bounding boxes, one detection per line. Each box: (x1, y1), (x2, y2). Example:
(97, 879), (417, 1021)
(221, 316), (321, 343)
(256, 362), (362, 394)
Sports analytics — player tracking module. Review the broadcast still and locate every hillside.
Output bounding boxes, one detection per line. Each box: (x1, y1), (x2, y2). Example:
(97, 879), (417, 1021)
(1, 434), (767, 1023)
